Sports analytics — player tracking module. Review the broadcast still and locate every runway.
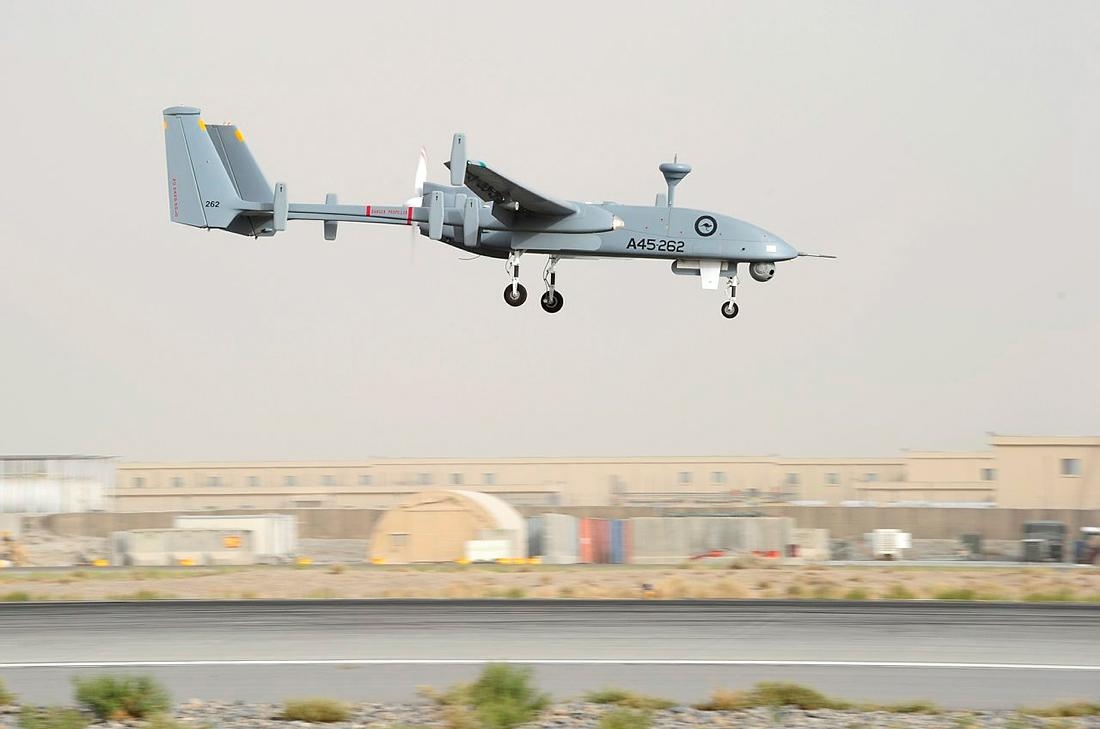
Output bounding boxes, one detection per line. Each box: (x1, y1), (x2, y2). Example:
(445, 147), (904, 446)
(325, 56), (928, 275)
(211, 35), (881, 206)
(2, 600), (1098, 708)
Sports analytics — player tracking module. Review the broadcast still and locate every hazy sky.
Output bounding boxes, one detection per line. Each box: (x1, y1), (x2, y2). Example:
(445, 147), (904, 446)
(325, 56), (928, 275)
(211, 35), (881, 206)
(0, 2), (1096, 461)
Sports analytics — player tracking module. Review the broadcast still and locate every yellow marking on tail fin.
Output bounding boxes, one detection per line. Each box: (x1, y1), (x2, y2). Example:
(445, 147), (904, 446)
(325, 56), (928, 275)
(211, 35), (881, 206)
(162, 119), (168, 130)
(198, 118), (207, 131)
(234, 128), (245, 142)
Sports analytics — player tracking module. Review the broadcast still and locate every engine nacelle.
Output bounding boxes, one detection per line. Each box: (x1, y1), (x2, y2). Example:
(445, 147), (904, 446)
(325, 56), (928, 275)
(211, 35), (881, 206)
(750, 262), (776, 282)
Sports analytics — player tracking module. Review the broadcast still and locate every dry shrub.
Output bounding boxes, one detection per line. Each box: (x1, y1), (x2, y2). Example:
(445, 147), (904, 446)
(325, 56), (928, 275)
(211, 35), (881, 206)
(712, 577), (747, 599)
(279, 698), (351, 723)
(585, 687), (674, 711)
(696, 682), (851, 711)
(657, 577), (688, 599)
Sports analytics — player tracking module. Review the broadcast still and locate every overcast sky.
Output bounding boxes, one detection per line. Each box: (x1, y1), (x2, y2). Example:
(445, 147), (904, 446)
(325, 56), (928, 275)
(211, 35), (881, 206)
(0, 1), (1096, 461)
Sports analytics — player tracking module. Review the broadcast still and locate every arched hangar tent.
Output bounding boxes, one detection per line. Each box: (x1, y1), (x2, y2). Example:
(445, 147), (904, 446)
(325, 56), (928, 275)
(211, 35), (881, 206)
(368, 490), (527, 564)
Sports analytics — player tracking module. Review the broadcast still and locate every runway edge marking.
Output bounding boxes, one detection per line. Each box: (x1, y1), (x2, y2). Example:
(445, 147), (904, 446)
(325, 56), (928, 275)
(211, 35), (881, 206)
(2, 659), (1099, 671)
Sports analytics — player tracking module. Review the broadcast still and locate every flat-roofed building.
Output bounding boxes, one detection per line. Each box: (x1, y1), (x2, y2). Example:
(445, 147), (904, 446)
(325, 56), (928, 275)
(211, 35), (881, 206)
(107, 435), (1098, 512)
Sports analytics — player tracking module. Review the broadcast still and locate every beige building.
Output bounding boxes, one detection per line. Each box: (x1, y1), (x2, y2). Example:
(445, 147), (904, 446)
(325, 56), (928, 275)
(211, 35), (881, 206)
(109, 434), (1098, 512)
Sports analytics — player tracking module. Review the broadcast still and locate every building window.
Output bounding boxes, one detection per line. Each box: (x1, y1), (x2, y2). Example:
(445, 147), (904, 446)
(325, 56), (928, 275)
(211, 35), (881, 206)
(980, 468), (997, 481)
(285, 475), (297, 487)
(171, 477), (184, 488)
(710, 471), (726, 484)
(785, 473), (800, 486)
(483, 473), (496, 486)
(1061, 459), (1082, 476)
(206, 476), (222, 488)
(321, 475), (336, 487)
(132, 477), (145, 488)
(449, 473), (464, 486)
(678, 471), (693, 485)
(417, 473), (433, 486)
(864, 472), (879, 483)
(358, 474), (372, 487)
(825, 473), (839, 486)
(248, 476), (261, 487)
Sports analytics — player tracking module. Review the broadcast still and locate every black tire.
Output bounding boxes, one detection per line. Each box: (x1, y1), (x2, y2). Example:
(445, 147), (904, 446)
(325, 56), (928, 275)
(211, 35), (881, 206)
(503, 283), (527, 307)
(721, 301), (739, 319)
(540, 290), (564, 314)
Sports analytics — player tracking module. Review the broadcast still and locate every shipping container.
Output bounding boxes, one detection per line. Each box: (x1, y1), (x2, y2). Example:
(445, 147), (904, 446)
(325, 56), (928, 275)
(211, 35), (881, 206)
(578, 518), (594, 563)
(527, 516), (545, 557)
(591, 518), (610, 563)
(175, 514), (297, 560)
(610, 519), (632, 564)
(541, 513), (579, 564)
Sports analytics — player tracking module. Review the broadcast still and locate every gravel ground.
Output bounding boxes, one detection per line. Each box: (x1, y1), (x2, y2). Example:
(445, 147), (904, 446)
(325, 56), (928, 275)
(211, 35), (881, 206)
(3, 702), (1099, 728)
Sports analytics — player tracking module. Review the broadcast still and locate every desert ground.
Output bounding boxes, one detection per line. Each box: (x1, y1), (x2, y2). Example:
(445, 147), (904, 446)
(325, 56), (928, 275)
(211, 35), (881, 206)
(2, 560), (1098, 602)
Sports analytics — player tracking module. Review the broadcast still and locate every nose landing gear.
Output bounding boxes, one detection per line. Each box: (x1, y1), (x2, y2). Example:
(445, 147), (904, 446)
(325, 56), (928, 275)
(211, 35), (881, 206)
(720, 275), (739, 319)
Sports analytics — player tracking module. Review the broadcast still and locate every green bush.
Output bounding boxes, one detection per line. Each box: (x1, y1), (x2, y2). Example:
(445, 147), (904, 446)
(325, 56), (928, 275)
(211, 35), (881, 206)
(279, 698), (351, 723)
(426, 664), (549, 728)
(17, 707), (90, 729)
(1, 591), (31, 602)
(585, 688), (674, 711)
(471, 664), (549, 729)
(598, 707), (653, 729)
(72, 674), (170, 720)
(0, 678), (16, 705)
(844, 587), (869, 600)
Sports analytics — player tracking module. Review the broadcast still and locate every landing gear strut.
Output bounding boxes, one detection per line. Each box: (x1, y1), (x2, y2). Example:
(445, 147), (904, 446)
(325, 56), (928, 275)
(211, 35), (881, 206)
(503, 251), (527, 307)
(721, 275), (739, 319)
(540, 256), (564, 314)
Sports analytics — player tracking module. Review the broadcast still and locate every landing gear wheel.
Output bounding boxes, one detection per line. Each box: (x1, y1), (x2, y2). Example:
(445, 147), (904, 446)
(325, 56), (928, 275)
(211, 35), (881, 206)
(721, 301), (739, 319)
(540, 290), (564, 314)
(503, 283), (527, 307)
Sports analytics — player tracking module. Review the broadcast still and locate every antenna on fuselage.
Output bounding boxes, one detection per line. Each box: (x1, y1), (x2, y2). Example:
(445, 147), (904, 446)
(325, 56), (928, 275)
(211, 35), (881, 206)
(659, 155), (691, 207)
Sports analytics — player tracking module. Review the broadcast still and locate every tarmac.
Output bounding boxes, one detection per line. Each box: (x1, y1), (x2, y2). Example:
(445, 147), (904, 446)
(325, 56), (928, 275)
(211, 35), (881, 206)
(1, 600), (1098, 708)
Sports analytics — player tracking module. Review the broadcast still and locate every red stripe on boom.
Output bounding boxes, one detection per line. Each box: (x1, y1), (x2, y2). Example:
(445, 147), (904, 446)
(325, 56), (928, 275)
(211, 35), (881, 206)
(365, 205), (372, 217)
(406, 207), (413, 225)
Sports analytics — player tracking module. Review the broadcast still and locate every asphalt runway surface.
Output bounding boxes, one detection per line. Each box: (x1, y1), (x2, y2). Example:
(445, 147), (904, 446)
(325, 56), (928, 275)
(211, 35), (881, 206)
(2, 600), (1099, 708)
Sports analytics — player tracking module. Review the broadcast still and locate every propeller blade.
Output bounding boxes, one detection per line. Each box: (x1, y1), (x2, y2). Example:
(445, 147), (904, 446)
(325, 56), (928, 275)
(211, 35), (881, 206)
(414, 146), (428, 196)
(797, 252), (838, 259)
(405, 146), (429, 208)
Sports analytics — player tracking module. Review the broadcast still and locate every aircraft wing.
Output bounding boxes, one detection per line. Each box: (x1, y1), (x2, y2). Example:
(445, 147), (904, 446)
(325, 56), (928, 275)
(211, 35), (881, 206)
(448, 160), (576, 217)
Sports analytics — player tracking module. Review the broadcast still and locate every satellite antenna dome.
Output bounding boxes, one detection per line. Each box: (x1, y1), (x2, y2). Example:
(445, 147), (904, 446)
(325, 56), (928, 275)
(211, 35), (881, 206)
(659, 157), (692, 206)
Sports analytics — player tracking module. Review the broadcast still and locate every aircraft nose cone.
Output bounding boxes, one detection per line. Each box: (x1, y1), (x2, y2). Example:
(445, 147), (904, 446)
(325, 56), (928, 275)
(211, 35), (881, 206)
(760, 229), (798, 260)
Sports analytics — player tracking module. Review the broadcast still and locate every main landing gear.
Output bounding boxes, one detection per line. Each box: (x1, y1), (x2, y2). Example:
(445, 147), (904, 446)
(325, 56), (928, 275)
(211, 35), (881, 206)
(502, 253), (565, 314)
(502, 251), (527, 307)
(540, 256), (564, 314)
(721, 275), (739, 319)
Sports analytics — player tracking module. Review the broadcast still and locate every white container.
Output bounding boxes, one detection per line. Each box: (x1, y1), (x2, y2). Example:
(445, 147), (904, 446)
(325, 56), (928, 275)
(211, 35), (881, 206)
(465, 539), (511, 563)
(871, 528), (911, 559)
(174, 514), (297, 559)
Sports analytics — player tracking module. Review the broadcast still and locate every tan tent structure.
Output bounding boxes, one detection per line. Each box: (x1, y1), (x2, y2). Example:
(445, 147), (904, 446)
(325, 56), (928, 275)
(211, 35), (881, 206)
(367, 490), (527, 564)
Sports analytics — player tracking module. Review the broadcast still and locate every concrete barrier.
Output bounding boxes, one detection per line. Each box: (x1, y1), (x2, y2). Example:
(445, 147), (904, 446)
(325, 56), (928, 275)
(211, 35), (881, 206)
(629, 516), (795, 564)
(111, 529), (255, 566)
